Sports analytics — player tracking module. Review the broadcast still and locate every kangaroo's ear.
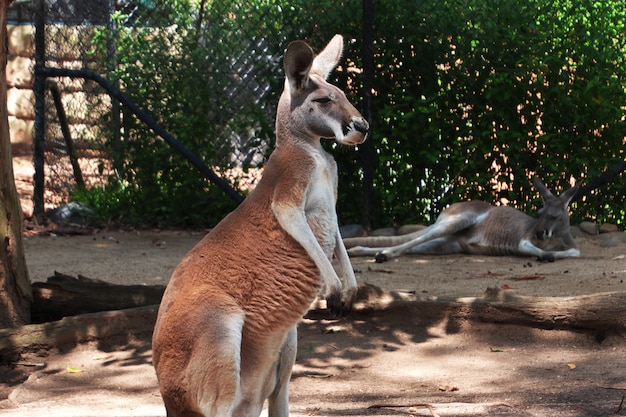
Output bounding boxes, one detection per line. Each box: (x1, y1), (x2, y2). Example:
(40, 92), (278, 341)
(532, 176), (554, 202)
(311, 34), (344, 80)
(560, 179), (583, 208)
(284, 40), (314, 92)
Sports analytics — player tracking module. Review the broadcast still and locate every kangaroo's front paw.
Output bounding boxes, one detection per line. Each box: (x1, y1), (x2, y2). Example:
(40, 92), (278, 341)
(326, 286), (357, 317)
(537, 253), (555, 262)
(326, 292), (343, 317)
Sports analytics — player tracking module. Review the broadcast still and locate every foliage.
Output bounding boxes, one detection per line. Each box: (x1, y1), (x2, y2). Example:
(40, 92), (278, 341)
(328, 0), (626, 227)
(81, 0), (290, 227)
(72, 179), (237, 228)
(75, 0), (626, 229)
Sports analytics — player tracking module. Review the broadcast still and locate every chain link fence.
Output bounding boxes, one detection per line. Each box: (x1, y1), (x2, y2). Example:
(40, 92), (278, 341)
(9, 0), (114, 216)
(9, 0), (323, 223)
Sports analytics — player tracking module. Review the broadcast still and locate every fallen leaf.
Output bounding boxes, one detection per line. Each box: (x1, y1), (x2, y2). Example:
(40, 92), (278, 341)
(500, 284), (513, 290)
(612, 255), (625, 260)
(66, 366), (82, 373)
(490, 347), (505, 352)
(438, 385), (459, 392)
(565, 363), (577, 370)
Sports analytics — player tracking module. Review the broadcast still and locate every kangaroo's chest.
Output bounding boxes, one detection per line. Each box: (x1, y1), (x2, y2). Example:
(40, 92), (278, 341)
(305, 152), (338, 257)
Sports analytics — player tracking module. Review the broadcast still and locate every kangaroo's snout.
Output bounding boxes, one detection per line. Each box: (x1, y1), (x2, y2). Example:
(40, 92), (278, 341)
(340, 116), (369, 145)
(535, 229), (553, 240)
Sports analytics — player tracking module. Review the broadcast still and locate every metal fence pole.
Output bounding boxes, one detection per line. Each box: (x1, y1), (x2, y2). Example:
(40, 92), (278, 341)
(107, 0), (122, 174)
(32, 0), (46, 223)
(361, 0), (375, 230)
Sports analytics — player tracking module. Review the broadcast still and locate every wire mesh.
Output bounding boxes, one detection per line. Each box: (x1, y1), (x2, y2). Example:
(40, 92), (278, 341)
(9, 0), (296, 216)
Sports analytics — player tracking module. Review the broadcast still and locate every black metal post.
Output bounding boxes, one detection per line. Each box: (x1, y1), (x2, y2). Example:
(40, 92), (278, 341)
(107, 0), (122, 173)
(361, 0), (375, 230)
(32, 0), (46, 223)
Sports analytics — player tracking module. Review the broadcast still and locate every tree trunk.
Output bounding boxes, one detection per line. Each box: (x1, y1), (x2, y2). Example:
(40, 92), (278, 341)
(31, 272), (165, 323)
(0, 0), (32, 328)
(340, 284), (626, 337)
(0, 305), (158, 363)
(2, 283), (626, 363)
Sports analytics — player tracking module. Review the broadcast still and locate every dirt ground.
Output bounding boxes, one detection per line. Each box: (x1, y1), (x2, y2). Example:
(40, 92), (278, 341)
(1, 228), (626, 416)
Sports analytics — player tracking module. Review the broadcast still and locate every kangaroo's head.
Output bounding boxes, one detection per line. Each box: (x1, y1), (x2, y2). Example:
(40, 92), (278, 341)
(276, 34), (369, 146)
(533, 176), (581, 241)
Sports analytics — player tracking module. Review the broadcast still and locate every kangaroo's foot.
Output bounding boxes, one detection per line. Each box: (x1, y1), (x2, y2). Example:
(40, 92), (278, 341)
(375, 252), (389, 263)
(536, 253), (555, 262)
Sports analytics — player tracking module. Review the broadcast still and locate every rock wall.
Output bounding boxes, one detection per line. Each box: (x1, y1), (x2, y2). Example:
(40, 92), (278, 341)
(7, 24), (109, 156)
(7, 24), (35, 156)
(8, 24), (112, 217)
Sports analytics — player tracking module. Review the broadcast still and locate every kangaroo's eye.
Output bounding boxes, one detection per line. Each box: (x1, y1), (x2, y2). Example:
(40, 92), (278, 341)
(313, 97), (332, 104)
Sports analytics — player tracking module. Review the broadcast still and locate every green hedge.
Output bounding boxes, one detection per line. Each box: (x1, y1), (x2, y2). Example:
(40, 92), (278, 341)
(331, 0), (626, 228)
(78, 0), (626, 229)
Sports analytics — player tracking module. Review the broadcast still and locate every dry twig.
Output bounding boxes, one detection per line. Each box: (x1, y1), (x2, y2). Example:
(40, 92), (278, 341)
(368, 403), (439, 417)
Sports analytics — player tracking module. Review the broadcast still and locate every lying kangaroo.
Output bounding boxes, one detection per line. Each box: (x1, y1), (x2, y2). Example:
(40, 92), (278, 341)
(346, 177), (581, 263)
(152, 35), (368, 417)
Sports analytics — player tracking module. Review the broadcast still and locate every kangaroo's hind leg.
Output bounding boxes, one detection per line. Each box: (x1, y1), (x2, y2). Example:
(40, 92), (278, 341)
(165, 307), (245, 417)
(376, 205), (486, 262)
(404, 236), (466, 255)
(234, 327), (297, 417)
(267, 326), (297, 417)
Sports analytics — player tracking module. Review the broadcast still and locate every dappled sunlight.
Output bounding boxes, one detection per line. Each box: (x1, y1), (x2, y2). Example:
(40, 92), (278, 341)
(293, 315), (447, 379)
(291, 318), (626, 416)
(6, 340), (164, 417)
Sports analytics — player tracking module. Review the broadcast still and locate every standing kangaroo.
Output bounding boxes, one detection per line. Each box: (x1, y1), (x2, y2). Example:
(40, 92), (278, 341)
(346, 177), (581, 263)
(152, 35), (368, 417)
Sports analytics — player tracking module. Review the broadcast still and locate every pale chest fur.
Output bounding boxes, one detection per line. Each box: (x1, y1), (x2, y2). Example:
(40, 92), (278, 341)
(305, 150), (339, 258)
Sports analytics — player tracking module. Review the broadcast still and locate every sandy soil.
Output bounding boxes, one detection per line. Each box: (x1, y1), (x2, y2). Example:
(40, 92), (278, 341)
(0, 228), (625, 417)
(21, 228), (626, 297)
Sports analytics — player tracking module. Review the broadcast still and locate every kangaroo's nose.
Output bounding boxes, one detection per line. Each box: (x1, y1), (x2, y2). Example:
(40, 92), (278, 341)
(353, 117), (369, 134)
(535, 230), (547, 240)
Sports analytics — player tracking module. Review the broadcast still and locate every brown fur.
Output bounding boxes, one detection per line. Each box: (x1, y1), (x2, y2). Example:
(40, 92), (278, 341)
(152, 35), (368, 417)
